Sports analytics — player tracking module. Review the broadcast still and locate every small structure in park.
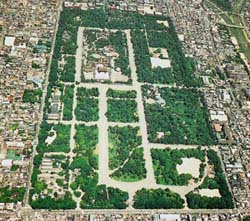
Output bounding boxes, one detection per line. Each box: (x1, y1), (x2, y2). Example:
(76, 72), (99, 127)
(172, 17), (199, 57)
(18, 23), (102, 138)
(94, 64), (111, 80)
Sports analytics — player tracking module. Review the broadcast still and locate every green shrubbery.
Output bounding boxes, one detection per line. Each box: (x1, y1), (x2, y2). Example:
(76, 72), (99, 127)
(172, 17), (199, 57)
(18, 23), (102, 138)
(62, 85), (74, 120)
(0, 187), (25, 203)
(60, 56), (75, 82)
(106, 89), (137, 99)
(131, 30), (175, 84)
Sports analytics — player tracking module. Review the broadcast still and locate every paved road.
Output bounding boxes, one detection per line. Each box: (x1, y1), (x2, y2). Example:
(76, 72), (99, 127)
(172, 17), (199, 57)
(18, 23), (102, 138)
(21, 206), (242, 219)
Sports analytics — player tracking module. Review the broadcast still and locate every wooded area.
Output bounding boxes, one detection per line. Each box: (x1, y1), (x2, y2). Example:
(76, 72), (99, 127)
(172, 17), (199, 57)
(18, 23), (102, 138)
(186, 150), (234, 209)
(111, 147), (146, 182)
(68, 124), (128, 209)
(108, 126), (142, 170)
(62, 85), (74, 120)
(60, 56), (75, 82)
(144, 87), (215, 145)
(75, 87), (99, 122)
(0, 187), (25, 203)
(23, 89), (42, 103)
(106, 89), (137, 99)
(107, 99), (138, 122)
(151, 148), (205, 185)
(133, 188), (184, 209)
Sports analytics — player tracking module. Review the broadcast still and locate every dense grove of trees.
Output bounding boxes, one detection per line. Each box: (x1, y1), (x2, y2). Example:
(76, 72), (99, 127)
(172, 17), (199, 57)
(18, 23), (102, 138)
(106, 89), (137, 99)
(72, 174), (129, 207)
(108, 126), (142, 170)
(131, 20), (201, 86)
(60, 56), (75, 82)
(74, 124), (98, 169)
(244, 216), (250, 221)
(23, 89), (42, 103)
(43, 8), (80, 117)
(111, 147), (146, 182)
(186, 150), (234, 209)
(0, 187), (25, 203)
(199, 177), (220, 189)
(29, 190), (76, 209)
(30, 122), (71, 200)
(30, 128), (71, 204)
(55, 9), (79, 56)
(133, 188), (184, 209)
(151, 148), (205, 185)
(80, 9), (165, 30)
(75, 98), (99, 121)
(106, 10), (144, 29)
(80, 185), (128, 209)
(75, 87), (99, 122)
(31, 7), (206, 209)
(144, 87), (215, 145)
(69, 155), (99, 201)
(131, 30), (174, 84)
(62, 85), (74, 120)
(109, 31), (131, 77)
(147, 26), (201, 87)
(85, 29), (131, 80)
(107, 99), (138, 122)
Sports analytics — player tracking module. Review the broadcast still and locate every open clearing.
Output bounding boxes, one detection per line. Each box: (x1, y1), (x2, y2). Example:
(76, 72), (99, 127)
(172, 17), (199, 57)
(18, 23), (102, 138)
(177, 158), (201, 178)
(199, 188), (221, 197)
